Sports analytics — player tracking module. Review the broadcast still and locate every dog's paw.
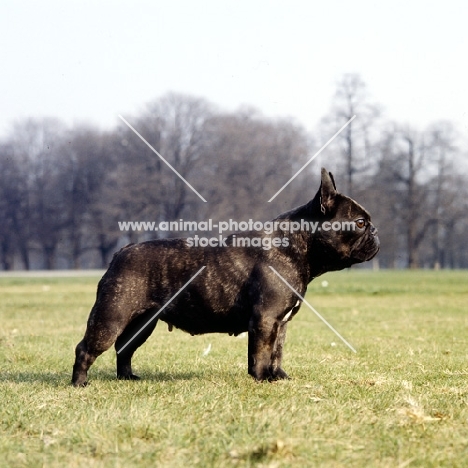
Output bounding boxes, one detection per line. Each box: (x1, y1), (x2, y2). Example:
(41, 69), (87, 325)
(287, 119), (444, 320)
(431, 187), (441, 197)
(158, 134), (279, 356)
(71, 379), (88, 387)
(270, 368), (290, 381)
(117, 374), (141, 381)
(249, 367), (273, 382)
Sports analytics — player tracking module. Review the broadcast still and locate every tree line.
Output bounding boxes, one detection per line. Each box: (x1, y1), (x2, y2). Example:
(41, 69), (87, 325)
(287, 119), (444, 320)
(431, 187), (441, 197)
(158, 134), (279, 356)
(0, 75), (467, 270)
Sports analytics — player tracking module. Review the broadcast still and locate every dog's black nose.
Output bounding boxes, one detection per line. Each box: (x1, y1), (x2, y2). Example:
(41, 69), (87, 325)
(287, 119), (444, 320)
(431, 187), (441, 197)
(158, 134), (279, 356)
(370, 225), (378, 236)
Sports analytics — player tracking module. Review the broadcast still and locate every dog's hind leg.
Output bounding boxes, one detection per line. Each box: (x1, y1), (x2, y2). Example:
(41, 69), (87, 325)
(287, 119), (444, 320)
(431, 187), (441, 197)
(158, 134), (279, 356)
(72, 315), (122, 387)
(72, 339), (98, 387)
(115, 310), (159, 380)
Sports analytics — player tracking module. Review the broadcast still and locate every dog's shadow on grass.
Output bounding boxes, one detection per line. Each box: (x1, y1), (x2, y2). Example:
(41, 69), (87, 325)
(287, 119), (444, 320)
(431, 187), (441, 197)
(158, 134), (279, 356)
(0, 370), (204, 387)
(137, 370), (205, 382)
(0, 372), (73, 387)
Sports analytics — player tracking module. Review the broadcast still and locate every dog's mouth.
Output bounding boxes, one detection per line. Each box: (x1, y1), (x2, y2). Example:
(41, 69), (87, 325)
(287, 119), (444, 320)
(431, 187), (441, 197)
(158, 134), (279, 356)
(367, 243), (380, 261)
(350, 234), (380, 262)
(366, 235), (380, 260)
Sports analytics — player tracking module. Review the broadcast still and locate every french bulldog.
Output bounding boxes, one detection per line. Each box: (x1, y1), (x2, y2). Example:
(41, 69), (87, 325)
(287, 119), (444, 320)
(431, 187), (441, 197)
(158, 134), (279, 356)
(72, 168), (379, 386)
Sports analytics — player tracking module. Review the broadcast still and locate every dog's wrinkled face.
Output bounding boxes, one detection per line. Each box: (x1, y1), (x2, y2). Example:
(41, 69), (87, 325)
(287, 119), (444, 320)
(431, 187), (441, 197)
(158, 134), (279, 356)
(306, 169), (380, 270)
(333, 193), (380, 263)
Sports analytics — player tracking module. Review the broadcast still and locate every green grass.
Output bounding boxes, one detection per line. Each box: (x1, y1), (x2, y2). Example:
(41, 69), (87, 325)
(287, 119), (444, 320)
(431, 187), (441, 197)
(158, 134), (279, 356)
(1, 270), (468, 467)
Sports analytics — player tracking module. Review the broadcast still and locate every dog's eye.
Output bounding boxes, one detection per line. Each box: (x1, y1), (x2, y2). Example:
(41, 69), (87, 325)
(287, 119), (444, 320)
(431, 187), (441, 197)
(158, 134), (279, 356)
(355, 219), (366, 229)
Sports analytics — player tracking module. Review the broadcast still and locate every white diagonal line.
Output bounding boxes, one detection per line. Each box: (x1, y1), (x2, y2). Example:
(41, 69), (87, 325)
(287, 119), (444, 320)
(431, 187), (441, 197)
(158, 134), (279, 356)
(116, 266), (206, 354)
(267, 115), (356, 202)
(268, 266), (357, 353)
(118, 115), (207, 203)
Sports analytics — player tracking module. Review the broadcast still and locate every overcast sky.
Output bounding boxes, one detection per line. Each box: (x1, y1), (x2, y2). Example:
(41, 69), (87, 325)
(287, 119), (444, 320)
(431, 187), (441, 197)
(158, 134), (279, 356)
(1, 0), (467, 138)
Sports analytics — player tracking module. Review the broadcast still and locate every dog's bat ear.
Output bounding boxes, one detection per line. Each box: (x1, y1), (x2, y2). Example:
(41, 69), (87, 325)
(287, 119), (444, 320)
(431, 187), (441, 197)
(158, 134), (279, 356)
(321, 168), (337, 193)
(320, 168), (337, 213)
(308, 168), (338, 215)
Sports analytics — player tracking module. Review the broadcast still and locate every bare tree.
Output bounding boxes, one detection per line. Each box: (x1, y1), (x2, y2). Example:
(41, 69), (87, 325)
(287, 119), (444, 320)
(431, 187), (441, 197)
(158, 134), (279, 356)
(378, 125), (438, 268)
(60, 126), (118, 268)
(8, 118), (70, 269)
(321, 74), (381, 198)
(425, 122), (462, 268)
(113, 93), (214, 231)
(200, 107), (310, 224)
(0, 142), (26, 269)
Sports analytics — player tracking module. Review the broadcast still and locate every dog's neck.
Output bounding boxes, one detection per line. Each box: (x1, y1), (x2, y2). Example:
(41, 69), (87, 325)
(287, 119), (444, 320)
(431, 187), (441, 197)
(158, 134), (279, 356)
(273, 197), (355, 282)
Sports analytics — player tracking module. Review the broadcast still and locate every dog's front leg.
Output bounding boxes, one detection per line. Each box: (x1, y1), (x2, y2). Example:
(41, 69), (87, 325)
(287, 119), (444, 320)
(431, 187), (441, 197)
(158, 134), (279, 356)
(248, 313), (279, 381)
(270, 322), (290, 380)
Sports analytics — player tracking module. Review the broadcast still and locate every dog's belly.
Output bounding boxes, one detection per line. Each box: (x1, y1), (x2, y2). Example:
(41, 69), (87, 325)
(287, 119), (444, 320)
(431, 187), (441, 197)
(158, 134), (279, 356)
(160, 303), (250, 336)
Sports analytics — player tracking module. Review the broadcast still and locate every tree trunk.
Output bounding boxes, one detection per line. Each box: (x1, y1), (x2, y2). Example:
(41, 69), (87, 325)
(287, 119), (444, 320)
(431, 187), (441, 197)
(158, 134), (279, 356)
(44, 246), (56, 270)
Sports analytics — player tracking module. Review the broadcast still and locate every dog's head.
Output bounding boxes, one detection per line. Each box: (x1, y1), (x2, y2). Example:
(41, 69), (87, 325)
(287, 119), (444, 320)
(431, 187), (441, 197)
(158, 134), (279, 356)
(302, 168), (380, 271)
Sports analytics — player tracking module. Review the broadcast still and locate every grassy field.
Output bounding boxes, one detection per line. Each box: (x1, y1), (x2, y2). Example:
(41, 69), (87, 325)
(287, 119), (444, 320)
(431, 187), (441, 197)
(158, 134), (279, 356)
(1, 270), (468, 467)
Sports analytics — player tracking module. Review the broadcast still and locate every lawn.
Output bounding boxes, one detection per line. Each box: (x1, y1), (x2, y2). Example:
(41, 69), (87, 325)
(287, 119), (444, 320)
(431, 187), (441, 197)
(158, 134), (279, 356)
(1, 270), (468, 467)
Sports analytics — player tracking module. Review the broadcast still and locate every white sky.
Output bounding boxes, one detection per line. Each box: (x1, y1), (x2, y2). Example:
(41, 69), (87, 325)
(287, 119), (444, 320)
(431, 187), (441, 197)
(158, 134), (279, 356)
(1, 0), (467, 138)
